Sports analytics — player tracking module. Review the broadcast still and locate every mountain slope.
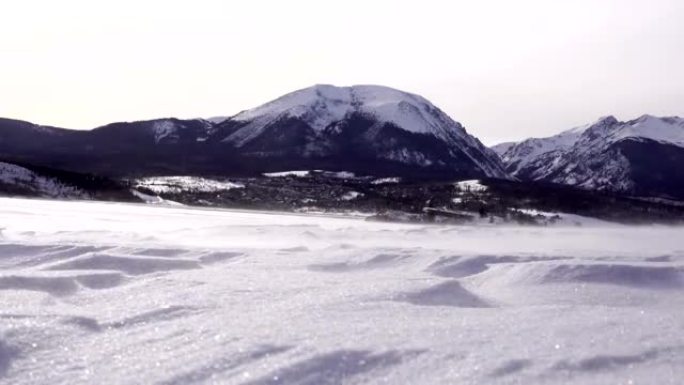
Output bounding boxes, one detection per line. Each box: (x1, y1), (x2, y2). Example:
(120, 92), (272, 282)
(0, 161), (86, 198)
(0, 160), (139, 201)
(212, 84), (507, 179)
(497, 115), (684, 199)
(0, 85), (507, 180)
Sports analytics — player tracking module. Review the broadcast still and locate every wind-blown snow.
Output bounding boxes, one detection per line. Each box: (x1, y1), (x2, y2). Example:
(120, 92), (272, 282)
(130, 189), (184, 206)
(1, 197), (683, 385)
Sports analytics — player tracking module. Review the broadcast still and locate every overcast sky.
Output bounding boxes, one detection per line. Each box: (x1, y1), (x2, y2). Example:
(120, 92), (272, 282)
(1, 0), (682, 144)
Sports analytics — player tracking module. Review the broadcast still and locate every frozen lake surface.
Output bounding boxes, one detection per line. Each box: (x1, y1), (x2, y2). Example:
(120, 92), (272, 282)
(1, 197), (683, 384)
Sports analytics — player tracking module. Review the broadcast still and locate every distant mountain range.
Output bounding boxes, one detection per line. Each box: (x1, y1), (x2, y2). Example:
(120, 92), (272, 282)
(1, 84), (683, 201)
(494, 115), (684, 200)
(0, 85), (506, 180)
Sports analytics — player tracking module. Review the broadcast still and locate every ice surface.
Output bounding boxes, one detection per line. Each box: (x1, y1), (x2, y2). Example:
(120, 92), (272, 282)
(0, 197), (683, 384)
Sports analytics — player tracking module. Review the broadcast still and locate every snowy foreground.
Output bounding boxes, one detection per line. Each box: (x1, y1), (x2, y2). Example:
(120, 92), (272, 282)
(1, 198), (684, 385)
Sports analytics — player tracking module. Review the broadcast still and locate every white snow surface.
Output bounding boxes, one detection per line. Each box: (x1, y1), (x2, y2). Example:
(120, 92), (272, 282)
(513, 208), (613, 226)
(263, 170), (312, 178)
(371, 177), (401, 185)
(130, 189), (184, 206)
(135, 176), (245, 194)
(1, 197), (684, 385)
(455, 179), (488, 192)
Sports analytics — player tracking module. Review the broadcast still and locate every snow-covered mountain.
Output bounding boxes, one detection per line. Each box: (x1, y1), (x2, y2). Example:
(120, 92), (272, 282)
(0, 85), (507, 180)
(212, 84), (507, 179)
(496, 115), (684, 199)
(490, 141), (516, 156)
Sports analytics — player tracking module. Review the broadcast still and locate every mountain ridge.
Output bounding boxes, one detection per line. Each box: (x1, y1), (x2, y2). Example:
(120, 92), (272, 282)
(495, 114), (684, 199)
(0, 84), (507, 180)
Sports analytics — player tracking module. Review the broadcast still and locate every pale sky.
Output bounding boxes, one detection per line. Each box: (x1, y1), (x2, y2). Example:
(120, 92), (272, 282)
(1, 0), (682, 145)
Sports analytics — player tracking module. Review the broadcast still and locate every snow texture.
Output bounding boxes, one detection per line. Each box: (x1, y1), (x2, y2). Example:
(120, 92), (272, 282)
(1, 197), (683, 385)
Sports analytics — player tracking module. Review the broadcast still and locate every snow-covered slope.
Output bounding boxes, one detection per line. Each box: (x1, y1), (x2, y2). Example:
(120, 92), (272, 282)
(232, 84), (471, 138)
(1, 197), (683, 385)
(497, 115), (684, 199)
(490, 141), (515, 156)
(216, 84), (507, 179)
(0, 162), (87, 198)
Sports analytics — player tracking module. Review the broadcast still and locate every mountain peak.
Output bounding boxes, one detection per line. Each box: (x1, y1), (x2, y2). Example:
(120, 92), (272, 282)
(0, 85), (508, 180)
(594, 115), (618, 126)
(496, 114), (684, 199)
(216, 84), (507, 179)
(230, 84), (457, 137)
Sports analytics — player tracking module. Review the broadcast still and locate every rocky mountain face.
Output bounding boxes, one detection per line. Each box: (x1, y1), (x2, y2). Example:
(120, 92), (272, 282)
(496, 115), (684, 199)
(0, 85), (507, 180)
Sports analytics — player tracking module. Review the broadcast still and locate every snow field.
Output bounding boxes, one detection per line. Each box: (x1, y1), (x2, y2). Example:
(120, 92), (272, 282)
(0, 197), (683, 384)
